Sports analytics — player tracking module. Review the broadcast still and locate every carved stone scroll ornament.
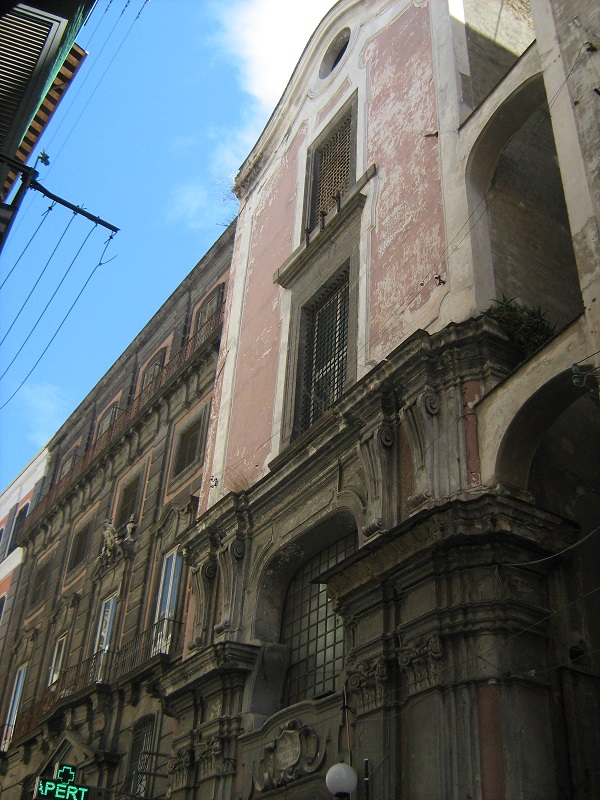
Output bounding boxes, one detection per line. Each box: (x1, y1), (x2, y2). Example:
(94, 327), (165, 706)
(346, 658), (389, 713)
(397, 633), (443, 693)
(253, 719), (326, 792)
(168, 745), (194, 789)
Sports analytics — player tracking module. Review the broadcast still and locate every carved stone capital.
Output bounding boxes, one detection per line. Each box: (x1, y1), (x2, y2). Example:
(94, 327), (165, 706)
(397, 633), (443, 693)
(346, 657), (389, 712)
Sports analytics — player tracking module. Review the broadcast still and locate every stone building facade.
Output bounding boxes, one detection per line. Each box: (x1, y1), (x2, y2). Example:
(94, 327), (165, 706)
(1, 1), (599, 799)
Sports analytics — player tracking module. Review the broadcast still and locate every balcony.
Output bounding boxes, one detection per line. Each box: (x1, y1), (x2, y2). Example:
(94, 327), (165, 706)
(11, 619), (182, 745)
(19, 302), (224, 544)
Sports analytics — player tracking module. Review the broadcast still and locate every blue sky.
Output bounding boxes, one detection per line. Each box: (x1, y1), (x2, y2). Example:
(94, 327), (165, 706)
(0, 0), (336, 490)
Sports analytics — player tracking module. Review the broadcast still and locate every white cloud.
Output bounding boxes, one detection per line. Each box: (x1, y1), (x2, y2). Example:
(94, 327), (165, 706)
(214, 0), (338, 112)
(20, 382), (71, 449)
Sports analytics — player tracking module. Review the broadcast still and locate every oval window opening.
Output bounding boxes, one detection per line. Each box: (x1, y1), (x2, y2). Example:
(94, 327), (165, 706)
(319, 28), (350, 79)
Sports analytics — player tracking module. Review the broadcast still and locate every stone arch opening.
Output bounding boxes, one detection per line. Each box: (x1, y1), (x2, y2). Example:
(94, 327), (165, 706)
(246, 509), (358, 721)
(466, 74), (583, 329)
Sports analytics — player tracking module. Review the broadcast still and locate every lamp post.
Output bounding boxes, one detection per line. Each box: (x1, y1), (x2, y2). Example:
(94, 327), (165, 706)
(326, 763), (358, 800)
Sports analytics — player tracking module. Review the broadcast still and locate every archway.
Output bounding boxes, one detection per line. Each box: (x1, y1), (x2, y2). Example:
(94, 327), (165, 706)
(466, 74), (583, 329)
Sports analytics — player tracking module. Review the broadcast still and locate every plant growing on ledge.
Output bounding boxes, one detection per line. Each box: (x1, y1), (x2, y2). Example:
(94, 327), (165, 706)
(483, 296), (556, 358)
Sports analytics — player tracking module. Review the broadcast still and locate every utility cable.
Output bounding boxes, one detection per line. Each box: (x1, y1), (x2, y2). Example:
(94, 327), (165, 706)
(48, 0), (150, 167)
(0, 233), (117, 411)
(0, 219), (94, 382)
(0, 210), (77, 348)
(0, 203), (55, 291)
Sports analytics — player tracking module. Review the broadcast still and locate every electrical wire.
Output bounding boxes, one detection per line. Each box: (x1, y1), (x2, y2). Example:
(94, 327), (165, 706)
(47, 0), (150, 167)
(0, 203), (55, 291)
(0, 212), (79, 349)
(0, 233), (117, 411)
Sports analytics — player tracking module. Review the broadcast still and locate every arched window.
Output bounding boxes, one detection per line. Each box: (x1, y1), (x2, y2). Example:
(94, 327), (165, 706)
(281, 533), (355, 705)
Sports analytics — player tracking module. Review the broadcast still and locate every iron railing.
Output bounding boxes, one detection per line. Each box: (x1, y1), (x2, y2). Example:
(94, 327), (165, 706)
(11, 619), (182, 744)
(19, 303), (224, 544)
(112, 618), (182, 681)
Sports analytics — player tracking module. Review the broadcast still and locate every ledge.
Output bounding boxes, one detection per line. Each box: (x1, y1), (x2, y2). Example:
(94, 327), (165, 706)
(273, 164), (375, 288)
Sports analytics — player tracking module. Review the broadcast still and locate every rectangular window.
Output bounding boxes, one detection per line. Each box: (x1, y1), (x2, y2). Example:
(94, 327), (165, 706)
(29, 560), (51, 608)
(95, 594), (117, 653)
(295, 270), (349, 436)
(96, 403), (118, 441)
(1, 663), (27, 750)
(124, 716), (155, 799)
(48, 635), (67, 686)
(115, 476), (141, 530)
(59, 449), (77, 481)
(0, 595), (5, 626)
(67, 522), (90, 573)
(141, 349), (166, 392)
(305, 100), (356, 231)
(194, 283), (225, 338)
(7, 504), (29, 554)
(172, 405), (209, 478)
(153, 550), (182, 655)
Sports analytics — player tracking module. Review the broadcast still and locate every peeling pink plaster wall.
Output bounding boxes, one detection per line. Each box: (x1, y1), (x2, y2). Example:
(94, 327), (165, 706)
(223, 127), (307, 488)
(365, 5), (445, 362)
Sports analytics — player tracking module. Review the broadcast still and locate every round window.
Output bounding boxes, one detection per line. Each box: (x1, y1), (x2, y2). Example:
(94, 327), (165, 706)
(319, 28), (350, 79)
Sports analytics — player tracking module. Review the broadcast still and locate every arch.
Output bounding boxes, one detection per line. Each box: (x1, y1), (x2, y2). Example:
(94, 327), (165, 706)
(253, 508), (358, 643)
(495, 369), (590, 490)
(466, 73), (582, 327)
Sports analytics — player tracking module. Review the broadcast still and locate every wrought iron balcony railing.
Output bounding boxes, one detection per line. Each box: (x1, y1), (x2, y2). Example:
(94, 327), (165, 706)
(11, 619), (182, 744)
(20, 303), (224, 544)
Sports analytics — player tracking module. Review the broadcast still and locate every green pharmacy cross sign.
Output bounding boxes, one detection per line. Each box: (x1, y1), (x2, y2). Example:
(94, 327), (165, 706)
(37, 766), (89, 800)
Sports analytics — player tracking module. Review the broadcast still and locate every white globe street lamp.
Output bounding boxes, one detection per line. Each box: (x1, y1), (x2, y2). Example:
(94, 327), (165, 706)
(326, 763), (358, 799)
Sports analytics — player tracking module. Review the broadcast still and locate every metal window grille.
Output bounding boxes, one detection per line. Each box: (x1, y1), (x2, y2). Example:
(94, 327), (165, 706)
(298, 271), (349, 433)
(124, 716), (155, 799)
(282, 533), (356, 705)
(315, 113), (352, 222)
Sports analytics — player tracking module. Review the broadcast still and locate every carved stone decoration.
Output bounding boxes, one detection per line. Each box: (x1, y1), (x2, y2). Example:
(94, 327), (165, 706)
(423, 391), (440, 416)
(168, 744), (195, 789)
(397, 633), (443, 693)
(93, 519), (135, 577)
(194, 734), (230, 780)
(346, 658), (389, 713)
(378, 424), (394, 448)
(361, 518), (383, 537)
(253, 719), (325, 792)
(231, 539), (245, 560)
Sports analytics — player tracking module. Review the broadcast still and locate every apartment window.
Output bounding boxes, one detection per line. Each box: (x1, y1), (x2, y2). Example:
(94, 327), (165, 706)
(48, 635), (67, 686)
(114, 475), (141, 530)
(172, 405), (209, 478)
(123, 716), (155, 798)
(141, 349), (166, 392)
(305, 99), (356, 231)
(29, 560), (51, 608)
(281, 533), (356, 705)
(96, 403), (118, 441)
(0, 528), (4, 548)
(1, 663), (27, 750)
(7, 503), (29, 554)
(194, 283), (225, 338)
(153, 550), (182, 655)
(59, 449), (77, 481)
(95, 594), (117, 653)
(295, 269), (349, 436)
(67, 522), (91, 573)
(0, 595), (5, 626)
